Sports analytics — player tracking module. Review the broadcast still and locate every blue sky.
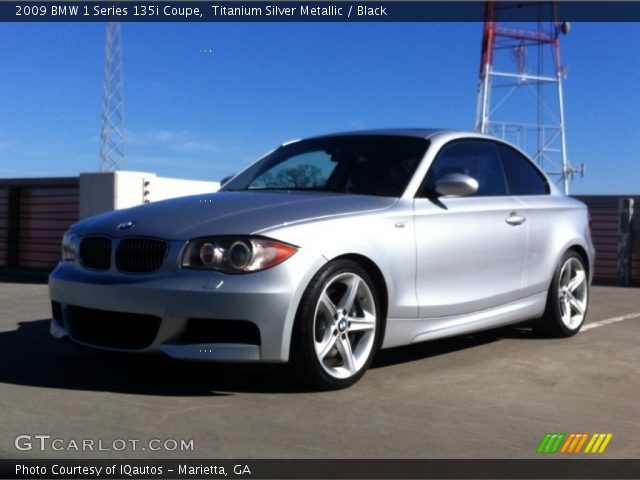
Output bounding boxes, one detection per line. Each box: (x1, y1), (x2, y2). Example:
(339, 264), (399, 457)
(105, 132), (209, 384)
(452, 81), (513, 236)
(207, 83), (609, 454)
(0, 21), (639, 194)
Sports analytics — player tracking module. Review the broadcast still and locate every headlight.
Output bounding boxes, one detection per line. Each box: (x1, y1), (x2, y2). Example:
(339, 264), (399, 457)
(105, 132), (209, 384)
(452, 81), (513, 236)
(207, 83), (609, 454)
(181, 237), (298, 273)
(61, 231), (77, 262)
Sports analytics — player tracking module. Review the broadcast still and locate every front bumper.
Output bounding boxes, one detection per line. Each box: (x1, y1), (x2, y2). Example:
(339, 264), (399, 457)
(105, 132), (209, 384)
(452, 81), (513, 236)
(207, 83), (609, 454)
(49, 248), (325, 362)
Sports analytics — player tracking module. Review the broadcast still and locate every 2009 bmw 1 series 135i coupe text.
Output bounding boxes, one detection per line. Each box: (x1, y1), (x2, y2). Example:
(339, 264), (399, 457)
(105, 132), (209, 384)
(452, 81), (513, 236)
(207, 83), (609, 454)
(50, 129), (595, 389)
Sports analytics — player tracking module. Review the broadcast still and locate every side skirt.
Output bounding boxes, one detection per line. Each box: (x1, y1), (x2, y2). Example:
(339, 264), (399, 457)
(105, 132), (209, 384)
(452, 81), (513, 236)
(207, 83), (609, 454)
(381, 292), (547, 349)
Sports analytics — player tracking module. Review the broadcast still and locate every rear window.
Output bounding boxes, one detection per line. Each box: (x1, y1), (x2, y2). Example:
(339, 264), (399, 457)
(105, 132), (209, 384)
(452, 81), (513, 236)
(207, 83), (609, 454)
(496, 144), (550, 195)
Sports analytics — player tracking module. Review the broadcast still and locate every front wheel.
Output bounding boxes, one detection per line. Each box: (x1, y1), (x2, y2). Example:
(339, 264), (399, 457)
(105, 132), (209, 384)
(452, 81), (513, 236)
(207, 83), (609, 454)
(536, 251), (589, 337)
(291, 260), (382, 390)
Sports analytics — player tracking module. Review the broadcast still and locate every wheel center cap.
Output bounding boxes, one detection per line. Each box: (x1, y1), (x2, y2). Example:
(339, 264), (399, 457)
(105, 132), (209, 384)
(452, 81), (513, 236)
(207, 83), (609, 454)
(338, 319), (348, 332)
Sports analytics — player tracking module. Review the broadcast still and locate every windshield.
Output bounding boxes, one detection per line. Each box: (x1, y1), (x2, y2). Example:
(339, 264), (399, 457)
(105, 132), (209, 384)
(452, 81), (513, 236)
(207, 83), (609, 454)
(222, 135), (429, 197)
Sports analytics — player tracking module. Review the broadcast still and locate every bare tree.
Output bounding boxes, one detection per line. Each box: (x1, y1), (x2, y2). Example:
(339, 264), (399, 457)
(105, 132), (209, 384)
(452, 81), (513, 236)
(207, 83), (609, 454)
(258, 164), (324, 189)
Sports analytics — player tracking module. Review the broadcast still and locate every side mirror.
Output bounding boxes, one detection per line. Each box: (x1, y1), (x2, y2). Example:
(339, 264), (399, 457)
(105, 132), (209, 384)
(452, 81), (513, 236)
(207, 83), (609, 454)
(220, 175), (234, 186)
(435, 173), (479, 197)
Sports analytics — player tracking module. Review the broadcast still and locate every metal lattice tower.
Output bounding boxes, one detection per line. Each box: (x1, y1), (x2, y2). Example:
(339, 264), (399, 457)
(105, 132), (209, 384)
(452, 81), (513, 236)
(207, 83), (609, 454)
(99, 22), (126, 171)
(475, 2), (583, 194)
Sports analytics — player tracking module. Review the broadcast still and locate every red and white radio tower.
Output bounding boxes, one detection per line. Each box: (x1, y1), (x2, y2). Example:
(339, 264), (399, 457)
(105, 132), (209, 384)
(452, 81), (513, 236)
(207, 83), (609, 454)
(475, 2), (583, 194)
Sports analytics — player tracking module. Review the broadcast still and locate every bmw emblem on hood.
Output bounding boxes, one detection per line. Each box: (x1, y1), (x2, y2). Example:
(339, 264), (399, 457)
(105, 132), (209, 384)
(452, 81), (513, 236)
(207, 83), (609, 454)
(117, 220), (136, 231)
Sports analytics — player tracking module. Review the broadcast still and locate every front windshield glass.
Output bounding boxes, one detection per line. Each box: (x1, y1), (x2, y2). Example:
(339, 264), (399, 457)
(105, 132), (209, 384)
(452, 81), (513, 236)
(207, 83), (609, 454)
(222, 135), (429, 197)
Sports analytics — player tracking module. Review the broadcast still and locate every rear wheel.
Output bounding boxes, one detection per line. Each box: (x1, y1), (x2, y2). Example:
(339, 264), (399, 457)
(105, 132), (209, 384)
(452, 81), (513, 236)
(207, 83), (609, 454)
(536, 251), (589, 337)
(291, 260), (381, 390)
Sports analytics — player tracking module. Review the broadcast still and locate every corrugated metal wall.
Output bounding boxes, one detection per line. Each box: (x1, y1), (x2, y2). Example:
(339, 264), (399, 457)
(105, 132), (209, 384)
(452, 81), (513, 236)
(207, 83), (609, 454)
(633, 207), (640, 282)
(574, 195), (639, 285)
(0, 179), (637, 286)
(0, 188), (8, 267)
(574, 196), (619, 283)
(0, 178), (79, 273)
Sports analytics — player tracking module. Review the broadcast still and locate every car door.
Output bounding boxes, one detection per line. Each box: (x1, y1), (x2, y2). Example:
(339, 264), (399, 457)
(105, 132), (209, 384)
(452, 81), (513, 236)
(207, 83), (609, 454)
(494, 142), (556, 298)
(413, 139), (528, 319)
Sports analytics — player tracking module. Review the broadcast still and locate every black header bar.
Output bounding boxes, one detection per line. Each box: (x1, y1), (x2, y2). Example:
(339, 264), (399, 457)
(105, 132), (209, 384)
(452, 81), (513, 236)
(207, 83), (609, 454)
(6, 2), (640, 22)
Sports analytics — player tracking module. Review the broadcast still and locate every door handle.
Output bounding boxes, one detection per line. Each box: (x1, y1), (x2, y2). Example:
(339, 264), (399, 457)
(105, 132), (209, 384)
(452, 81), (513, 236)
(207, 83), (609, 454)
(506, 212), (526, 226)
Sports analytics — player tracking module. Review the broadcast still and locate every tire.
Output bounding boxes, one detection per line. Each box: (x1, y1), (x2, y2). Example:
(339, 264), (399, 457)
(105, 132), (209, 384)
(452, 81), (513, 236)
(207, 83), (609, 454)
(291, 259), (382, 390)
(536, 250), (589, 337)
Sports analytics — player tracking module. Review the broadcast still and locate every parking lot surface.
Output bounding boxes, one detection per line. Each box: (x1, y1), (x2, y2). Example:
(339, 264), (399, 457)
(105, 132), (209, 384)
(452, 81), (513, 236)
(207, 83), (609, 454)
(0, 282), (638, 459)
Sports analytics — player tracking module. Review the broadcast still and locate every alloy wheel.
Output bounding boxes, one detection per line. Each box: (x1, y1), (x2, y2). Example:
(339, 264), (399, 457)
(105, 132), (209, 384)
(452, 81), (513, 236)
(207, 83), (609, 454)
(312, 272), (377, 379)
(558, 257), (588, 330)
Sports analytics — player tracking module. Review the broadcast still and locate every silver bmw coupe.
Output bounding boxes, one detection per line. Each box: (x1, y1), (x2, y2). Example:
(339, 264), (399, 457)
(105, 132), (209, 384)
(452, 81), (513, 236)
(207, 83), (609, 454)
(50, 129), (594, 389)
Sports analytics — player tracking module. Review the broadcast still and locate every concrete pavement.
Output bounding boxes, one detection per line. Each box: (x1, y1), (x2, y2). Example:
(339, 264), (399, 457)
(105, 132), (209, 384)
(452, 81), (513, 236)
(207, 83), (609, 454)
(0, 283), (638, 459)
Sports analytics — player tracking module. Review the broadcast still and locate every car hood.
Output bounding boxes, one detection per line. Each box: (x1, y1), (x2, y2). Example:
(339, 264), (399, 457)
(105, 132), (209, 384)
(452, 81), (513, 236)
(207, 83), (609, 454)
(73, 191), (397, 240)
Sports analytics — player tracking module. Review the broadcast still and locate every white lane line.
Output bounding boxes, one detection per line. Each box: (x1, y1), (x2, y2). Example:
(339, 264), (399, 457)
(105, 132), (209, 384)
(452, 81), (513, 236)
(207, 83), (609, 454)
(582, 312), (640, 331)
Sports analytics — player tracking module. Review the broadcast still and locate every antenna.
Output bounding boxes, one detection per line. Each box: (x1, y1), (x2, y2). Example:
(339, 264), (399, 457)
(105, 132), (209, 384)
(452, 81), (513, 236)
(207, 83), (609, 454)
(99, 22), (126, 172)
(475, 2), (583, 194)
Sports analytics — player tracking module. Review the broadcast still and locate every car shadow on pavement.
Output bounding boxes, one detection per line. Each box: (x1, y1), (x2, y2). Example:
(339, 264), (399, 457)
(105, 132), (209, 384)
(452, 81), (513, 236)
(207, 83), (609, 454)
(0, 319), (303, 396)
(0, 319), (543, 396)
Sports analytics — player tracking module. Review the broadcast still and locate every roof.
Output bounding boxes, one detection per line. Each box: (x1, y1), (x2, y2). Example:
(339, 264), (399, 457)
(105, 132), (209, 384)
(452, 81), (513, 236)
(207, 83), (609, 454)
(307, 128), (452, 140)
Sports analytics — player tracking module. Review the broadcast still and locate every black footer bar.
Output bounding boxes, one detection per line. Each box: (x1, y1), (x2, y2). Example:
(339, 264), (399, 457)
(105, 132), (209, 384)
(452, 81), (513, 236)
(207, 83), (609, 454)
(2, 459), (640, 479)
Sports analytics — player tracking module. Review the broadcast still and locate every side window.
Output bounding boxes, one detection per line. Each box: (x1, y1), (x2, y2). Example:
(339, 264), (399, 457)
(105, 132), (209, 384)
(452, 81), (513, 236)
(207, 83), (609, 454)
(422, 140), (508, 197)
(496, 144), (550, 195)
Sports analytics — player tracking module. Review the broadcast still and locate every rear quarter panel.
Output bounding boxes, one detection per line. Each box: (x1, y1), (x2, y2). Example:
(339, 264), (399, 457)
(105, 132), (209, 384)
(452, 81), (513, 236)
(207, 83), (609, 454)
(517, 194), (595, 297)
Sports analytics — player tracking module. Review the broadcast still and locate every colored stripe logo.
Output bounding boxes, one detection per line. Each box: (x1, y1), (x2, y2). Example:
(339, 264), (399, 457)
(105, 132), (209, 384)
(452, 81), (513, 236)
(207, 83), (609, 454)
(537, 433), (613, 454)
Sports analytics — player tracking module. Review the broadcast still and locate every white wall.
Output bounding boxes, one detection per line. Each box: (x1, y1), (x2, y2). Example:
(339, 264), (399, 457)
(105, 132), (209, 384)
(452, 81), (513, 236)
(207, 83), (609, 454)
(79, 171), (219, 219)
